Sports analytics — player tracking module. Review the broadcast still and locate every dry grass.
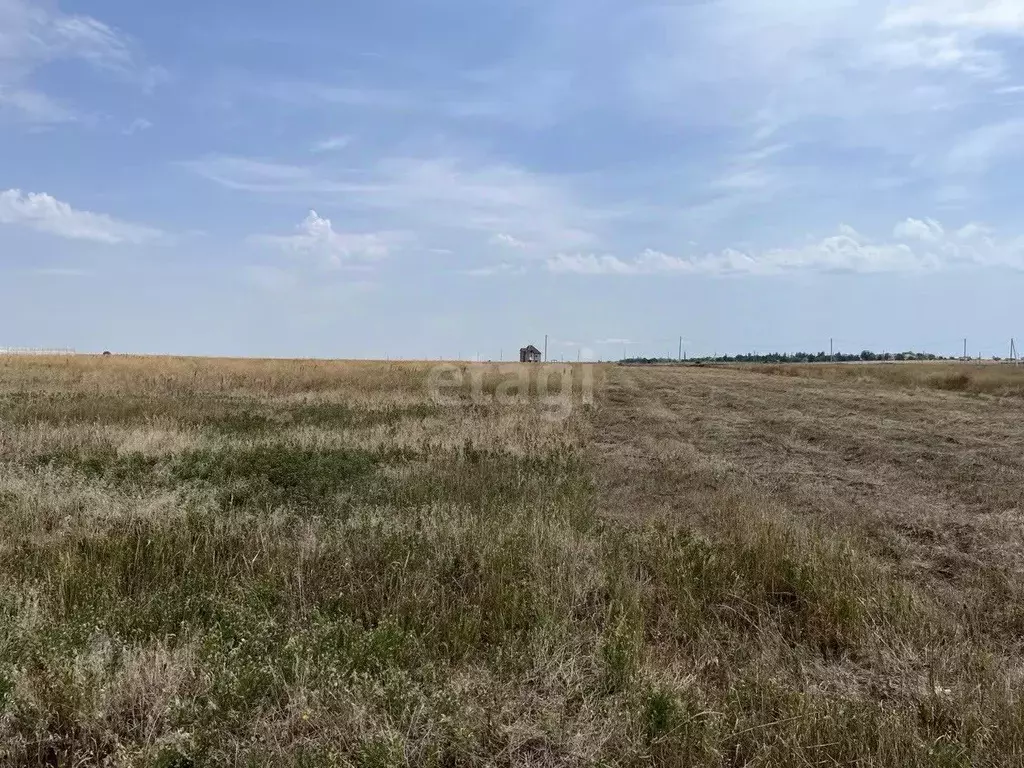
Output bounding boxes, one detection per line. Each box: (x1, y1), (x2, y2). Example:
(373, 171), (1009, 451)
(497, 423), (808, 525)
(596, 364), (1024, 763)
(744, 360), (1024, 398)
(1, 355), (1023, 765)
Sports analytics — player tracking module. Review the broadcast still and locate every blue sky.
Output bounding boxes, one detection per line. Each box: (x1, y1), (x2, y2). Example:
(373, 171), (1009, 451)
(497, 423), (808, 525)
(3, 0), (1024, 359)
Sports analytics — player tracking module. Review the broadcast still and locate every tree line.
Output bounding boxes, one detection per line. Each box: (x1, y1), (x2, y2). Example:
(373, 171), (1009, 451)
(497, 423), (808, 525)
(622, 351), (950, 365)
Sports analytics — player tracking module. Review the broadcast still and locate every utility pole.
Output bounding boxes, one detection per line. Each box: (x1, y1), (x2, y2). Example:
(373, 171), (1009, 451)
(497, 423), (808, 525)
(679, 336), (683, 362)
(830, 338), (834, 362)
(964, 338), (968, 362)
(544, 335), (548, 363)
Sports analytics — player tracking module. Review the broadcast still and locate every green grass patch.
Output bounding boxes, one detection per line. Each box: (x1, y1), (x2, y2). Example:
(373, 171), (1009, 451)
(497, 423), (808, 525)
(171, 445), (379, 510)
(0, 392), (439, 434)
(26, 444), (383, 511)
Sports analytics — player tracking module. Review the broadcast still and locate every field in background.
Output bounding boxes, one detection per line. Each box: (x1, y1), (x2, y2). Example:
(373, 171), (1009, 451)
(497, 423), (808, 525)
(740, 360), (1024, 398)
(2, 356), (1024, 765)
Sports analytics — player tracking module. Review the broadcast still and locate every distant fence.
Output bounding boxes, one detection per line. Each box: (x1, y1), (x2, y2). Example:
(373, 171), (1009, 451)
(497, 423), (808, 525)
(0, 347), (76, 356)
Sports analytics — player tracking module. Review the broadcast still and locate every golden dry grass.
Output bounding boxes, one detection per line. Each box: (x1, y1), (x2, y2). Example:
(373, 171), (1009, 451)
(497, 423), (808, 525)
(596, 364), (1024, 762)
(743, 360), (1024, 398)
(1, 355), (1023, 766)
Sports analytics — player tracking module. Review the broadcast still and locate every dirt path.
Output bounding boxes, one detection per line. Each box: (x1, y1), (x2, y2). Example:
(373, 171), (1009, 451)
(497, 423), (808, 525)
(595, 364), (1024, 606)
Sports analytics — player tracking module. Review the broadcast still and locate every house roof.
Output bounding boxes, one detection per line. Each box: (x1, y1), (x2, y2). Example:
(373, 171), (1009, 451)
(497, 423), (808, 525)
(521, 345), (541, 354)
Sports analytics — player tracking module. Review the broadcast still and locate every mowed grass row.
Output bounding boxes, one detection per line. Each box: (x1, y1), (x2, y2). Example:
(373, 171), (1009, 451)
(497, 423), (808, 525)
(744, 360), (1024, 397)
(0, 357), (1022, 766)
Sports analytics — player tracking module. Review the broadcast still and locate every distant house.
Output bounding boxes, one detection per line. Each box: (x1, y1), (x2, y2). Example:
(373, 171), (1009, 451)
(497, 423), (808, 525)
(519, 345), (542, 363)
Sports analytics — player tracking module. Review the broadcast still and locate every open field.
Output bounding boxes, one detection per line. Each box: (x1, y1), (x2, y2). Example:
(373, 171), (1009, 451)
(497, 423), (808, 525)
(738, 361), (1024, 398)
(2, 356), (1024, 765)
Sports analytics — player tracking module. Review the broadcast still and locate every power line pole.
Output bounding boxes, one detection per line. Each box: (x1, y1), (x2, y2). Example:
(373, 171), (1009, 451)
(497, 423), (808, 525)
(544, 335), (548, 363)
(830, 338), (834, 362)
(964, 338), (968, 362)
(678, 336), (683, 362)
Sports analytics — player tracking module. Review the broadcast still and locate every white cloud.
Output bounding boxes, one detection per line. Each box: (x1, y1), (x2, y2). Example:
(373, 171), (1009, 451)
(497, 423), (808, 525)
(0, 85), (77, 123)
(602, 0), (1024, 215)
(490, 233), (528, 248)
(123, 117), (152, 135)
(871, 1), (1024, 83)
(47, 14), (134, 71)
(713, 167), (776, 192)
(942, 119), (1024, 174)
(711, 141), (791, 194)
(955, 222), (992, 240)
(893, 218), (945, 242)
(0, 189), (162, 244)
(255, 210), (395, 268)
(184, 157), (321, 191)
(547, 253), (634, 275)
(884, 1), (1024, 34)
(869, 32), (1000, 77)
(311, 135), (352, 153)
(547, 219), (1024, 276)
(249, 67), (572, 131)
(181, 4), (1024, 275)
(0, 0), (159, 123)
(190, 153), (603, 254)
(621, 0), (1024, 168)
(351, 157), (601, 252)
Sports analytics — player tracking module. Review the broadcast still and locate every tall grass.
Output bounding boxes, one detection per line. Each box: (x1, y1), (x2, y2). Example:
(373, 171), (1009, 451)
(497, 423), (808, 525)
(0, 357), (1022, 765)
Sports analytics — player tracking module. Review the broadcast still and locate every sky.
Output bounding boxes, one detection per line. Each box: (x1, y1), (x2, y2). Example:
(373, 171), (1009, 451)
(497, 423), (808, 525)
(2, 0), (1024, 360)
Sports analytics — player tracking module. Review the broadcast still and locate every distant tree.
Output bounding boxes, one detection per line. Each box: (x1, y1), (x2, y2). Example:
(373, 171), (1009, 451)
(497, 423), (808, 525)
(622, 348), (944, 366)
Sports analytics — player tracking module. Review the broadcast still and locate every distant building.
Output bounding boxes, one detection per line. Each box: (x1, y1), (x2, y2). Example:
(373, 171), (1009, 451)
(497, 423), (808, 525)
(520, 344), (542, 363)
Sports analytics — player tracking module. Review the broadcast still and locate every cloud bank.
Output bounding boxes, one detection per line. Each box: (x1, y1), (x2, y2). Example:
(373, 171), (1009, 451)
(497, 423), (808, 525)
(546, 219), (1024, 276)
(0, 189), (162, 244)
